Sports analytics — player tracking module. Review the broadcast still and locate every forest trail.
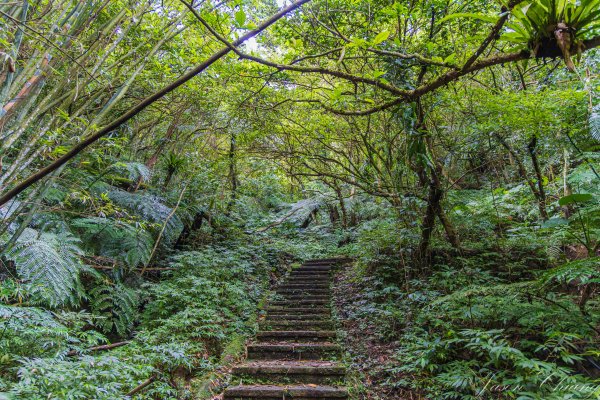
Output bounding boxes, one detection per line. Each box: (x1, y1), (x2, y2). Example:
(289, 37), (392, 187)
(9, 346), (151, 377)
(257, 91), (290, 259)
(223, 259), (348, 399)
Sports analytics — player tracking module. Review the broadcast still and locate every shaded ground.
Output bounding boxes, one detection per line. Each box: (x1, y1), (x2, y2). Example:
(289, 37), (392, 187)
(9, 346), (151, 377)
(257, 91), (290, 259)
(332, 264), (424, 400)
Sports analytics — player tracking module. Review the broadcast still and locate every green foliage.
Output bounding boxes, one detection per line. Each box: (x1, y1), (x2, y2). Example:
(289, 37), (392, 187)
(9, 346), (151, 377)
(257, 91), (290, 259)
(141, 246), (268, 344)
(10, 355), (152, 400)
(506, 0), (600, 43)
(107, 190), (183, 245)
(0, 306), (107, 386)
(3, 229), (85, 307)
(72, 217), (154, 270)
(111, 161), (152, 183)
(89, 282), (139, 336)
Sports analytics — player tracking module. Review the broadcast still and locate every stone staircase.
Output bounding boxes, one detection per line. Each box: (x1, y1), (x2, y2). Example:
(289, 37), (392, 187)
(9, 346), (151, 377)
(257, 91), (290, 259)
(223, 259), (348, 399)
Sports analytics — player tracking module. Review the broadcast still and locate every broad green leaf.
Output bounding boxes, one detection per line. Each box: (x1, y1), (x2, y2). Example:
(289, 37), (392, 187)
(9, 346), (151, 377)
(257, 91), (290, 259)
(372, 31), (390, 45)
(439, 12), (498, 24)
(235, 9), (246, 26)
(558, 193), (593, 206)
(444, 53), (456, 64)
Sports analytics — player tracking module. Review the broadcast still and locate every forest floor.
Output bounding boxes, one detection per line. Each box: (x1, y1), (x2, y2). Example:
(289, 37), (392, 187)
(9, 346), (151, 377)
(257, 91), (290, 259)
(333, 264), (422, 400)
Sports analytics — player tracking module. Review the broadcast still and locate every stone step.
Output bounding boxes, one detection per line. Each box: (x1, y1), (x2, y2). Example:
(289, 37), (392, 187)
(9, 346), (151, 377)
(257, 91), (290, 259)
(293, 268), (331, 273)
(232, 361), (345, 384)
(247, 343), (341, 360)
(289, 270), (331, 274)
(223, 384), (348, 399)
(285, 279), (330, 284)
(275, 289), (330, 296)
(270, 300), (329, 307)
(273, 295), (330, 301)
(279, 282), (330, 287)
(266, 307), (330, 315)
(260, 320), (334, 330)
(289, 272), (330, 277)
(278, 284), (330, 289)
(266, 314), (329, 321)
(303, 258), (342, 264)
(256, 330), (336, 342)
(290, 267), (331, 276)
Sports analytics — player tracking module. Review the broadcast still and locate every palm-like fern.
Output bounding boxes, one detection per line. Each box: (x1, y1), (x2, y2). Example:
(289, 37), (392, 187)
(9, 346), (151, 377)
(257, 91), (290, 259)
(71, 217), (153, 269)
(539, 257), (600, 287)
(107, 189), (183, 244)
(4, 229), (85, 307)
(89, 283), (138, 336)
(112, 161), (152, 183)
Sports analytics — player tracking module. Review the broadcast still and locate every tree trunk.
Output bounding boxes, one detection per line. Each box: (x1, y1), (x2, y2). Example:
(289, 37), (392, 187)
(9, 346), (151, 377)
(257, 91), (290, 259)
(226, 133), (238, 213)
(527, 135), (548, 220)
(437, 205), (461, 250)
(417, 173), (443, 263)
(494, 133), (548, 220)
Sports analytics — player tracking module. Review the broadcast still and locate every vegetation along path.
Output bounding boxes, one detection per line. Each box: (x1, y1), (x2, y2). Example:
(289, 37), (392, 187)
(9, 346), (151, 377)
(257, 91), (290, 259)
(224, 259), (348, 400)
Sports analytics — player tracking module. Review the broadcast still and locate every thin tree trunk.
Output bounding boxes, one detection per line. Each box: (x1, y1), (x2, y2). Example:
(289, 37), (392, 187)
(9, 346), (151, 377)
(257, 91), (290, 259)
(417, 173), (443, 263)
(494, 133), (548, 220)
(226, 132), (238, 213)
(527, 135), (548, 220)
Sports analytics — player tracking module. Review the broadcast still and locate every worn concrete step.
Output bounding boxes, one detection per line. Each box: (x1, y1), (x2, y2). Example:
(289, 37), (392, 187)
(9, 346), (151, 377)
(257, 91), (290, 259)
(266, 307), (330, 315)
(256, 330), (336, 342)
(278, 283), (330, 289)
(260, 320), (334, 330)
(266, 314), (329, 321)
(295, 264), (331, 268)
(232, 361), (345, 384)
(285, 279), (330, 285)
(247, 343), (341, 360)
(289, 270), (330, 275)
(285, 273), (331, 285)
(293, 268), (331, 273)
(278, 284), (330, 289)
(273, 294), (330, 301)
(303, 259), (342, 264)
(223, 384), (348, 399)
(270, 300), (329, 307)
(275, 289), (330, 296)
(290, 266), (331, 276)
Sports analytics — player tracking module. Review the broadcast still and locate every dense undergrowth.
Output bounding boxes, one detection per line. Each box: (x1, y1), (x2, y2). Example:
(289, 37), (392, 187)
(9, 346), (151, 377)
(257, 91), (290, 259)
(1, 0), (599, 399)
(334, 164), (599, 399)
(0, 153), (335, 398)
(1, 227), (333, 399)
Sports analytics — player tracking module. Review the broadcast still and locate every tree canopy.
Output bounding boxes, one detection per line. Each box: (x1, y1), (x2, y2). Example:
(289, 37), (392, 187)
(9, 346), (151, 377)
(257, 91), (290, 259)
(0, 0), (599, 398)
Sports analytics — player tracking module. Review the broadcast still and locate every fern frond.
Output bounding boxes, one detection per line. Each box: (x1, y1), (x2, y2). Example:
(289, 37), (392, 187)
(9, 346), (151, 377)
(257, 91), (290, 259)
(89, 283), (139, 336)
(112, 161), (152, 183)
(539, 257), (600, 287)
(4, 229), (85, 307)
(71, 217), (153, 269)
(107, 189), (183, 244)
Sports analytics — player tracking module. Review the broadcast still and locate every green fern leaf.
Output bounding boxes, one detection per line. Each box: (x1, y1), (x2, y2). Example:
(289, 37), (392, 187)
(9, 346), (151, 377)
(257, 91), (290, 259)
(89, 283), (139, 336)
(4, 229), (85, 307)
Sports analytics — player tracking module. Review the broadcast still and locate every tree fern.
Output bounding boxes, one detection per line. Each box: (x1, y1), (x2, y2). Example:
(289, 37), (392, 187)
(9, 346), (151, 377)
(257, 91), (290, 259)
(3, 229), (85, 307)
(89, 283), (138, 336)
(107, 189), (183, 244)
(71, 217), (153, 269)
(112, 161), (151, 183)
(539, 257), (600, 287)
